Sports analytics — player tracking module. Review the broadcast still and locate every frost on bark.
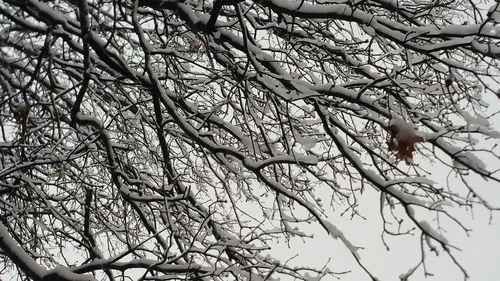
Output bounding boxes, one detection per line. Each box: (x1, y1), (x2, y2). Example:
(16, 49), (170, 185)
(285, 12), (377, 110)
(0, 0), (499, 280)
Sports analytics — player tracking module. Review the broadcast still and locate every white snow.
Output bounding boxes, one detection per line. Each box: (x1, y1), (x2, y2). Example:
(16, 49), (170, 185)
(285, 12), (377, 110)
(418, 221), (448, 244)
(389, 118), (424, 141)
(323, 221), (361, 259)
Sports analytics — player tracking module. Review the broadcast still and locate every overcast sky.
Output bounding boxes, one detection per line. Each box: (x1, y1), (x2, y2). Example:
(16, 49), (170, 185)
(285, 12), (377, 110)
(268, 91), (500, 281)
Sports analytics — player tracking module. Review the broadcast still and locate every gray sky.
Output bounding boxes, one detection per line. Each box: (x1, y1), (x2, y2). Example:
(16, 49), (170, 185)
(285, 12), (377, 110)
(268, 91), (500, 281)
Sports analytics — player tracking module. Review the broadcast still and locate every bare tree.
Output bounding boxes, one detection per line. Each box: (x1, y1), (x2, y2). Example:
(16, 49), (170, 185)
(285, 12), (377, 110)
(1, 0), (499, 280)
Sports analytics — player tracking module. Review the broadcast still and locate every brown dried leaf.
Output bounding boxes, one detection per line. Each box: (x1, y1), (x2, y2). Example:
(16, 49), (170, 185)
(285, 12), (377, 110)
(14, 104), (30, 123)
(190, 41), (201, 52)
(386, 123), (426, 165)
